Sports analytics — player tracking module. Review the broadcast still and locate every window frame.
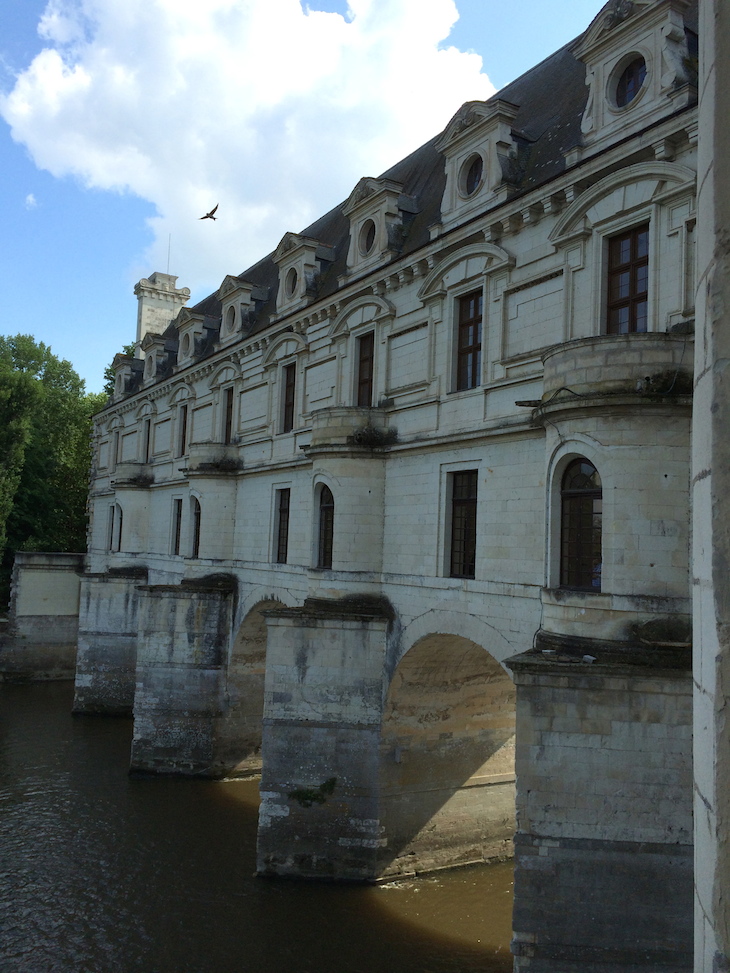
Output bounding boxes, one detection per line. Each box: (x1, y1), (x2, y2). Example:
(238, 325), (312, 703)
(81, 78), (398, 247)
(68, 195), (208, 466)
(281, 362), (297, 434)
(176, 403), (189, 458)
(559, 458), (602, 591)
(316, 484), (334, 570)
(190, 496), (201, 559)
(606, 223), (650, 335)
(356, 331), (375, 408)
(455, 289), (483, 391)
(222, 385), (235, 444)
(172, 497), (183, 556)
(274, 487), (291, 564)
(107, 503), (123, 553)
(449, 470), (478, 579)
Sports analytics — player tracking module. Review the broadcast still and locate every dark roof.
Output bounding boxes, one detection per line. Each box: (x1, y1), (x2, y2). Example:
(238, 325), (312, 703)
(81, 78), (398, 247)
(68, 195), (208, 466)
(175, 1), (697, 352)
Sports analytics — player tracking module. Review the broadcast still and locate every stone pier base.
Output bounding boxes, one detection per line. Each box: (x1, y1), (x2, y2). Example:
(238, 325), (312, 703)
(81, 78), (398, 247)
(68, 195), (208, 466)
(73, 568), (146, 713)
(130, 575), (236, 775)
(1, 552), (84, 680)
(507, 643), (693, 973)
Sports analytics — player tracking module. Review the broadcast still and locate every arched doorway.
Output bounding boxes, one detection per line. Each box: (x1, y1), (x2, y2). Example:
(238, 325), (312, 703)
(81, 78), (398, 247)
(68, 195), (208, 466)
(214, 599), (280, 777)
(379, 633), (516, 876)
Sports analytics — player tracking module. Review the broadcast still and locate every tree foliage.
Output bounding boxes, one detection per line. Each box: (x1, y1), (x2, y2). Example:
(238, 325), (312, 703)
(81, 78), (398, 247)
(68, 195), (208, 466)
(0, 335), (105, 608)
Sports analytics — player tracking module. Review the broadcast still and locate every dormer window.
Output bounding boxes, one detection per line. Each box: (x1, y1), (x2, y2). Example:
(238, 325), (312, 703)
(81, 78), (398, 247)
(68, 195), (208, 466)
(574, 0), (695, 155)
(342, 176), (418, 279)
(145, 354), (155, 380)
(614, 55), (646, 107)
(216, 275), (267, 343)
(436, 100), (519, 230)
(180, 333), (191, 357)
(273, 232), (333, 316)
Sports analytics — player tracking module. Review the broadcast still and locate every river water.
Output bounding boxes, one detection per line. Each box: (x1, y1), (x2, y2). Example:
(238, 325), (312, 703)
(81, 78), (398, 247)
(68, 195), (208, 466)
(0, 682), (513, 973)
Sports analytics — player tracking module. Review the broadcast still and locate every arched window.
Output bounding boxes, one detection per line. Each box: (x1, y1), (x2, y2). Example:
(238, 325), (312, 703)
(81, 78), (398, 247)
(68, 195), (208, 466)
(560, 458), (602, 590)
(191, 496), (201, 558)
(317, 485), (334, 569)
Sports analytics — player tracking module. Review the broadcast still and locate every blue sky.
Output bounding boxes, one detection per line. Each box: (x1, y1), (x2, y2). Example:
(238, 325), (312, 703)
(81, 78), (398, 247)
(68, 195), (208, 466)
(0, 0), (606, 393)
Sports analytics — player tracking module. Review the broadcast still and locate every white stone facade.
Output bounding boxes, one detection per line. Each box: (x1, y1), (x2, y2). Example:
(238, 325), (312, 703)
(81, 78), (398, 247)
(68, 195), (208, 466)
(73, 1), (709, 969)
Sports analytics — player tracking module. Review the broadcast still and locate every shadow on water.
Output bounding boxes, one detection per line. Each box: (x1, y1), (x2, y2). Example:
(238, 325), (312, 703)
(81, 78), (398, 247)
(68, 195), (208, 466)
(0, 682), (513, 973)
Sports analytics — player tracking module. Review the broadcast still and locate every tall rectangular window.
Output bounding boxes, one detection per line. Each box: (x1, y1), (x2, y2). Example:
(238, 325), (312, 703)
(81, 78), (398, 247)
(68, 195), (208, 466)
(176, 404), (189, 457)
(456, 291), (483, 391)
(356, 332), (375, 407)
(317, 486), (334, 569)
(223, 386), (234, 444)
(282, 363), (296, 433)
(172, 498), (183, 555)
(275, 488), (291, 564)
(143, 418), (152, 463)
(191, 497), (201, 559)
(450, 470), (477, 579)
(108, 504), (122, 552)
(607, 224), (649, 334)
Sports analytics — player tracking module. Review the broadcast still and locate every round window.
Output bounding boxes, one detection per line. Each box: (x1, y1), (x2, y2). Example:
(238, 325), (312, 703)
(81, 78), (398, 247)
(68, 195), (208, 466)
(359, 219), (376, 256)
(614, 56), (646, 108)
(285, 266), (298, 298)
(145, 355), (155, 378)
(181, 333), (191, 356)
(226, 305), (236, 334)
(460, 154), (484, 197)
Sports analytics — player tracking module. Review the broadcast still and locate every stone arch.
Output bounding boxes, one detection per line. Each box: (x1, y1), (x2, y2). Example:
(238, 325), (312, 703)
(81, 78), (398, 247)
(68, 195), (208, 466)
(418, 242), (514, 302)
(328, 294), (395, 339)
(214, 597), (284, 777)
(378, 623), (516, 877)
(168, 382), (195, 406)
(261, 330), (307, 368)
(549, 161), (696, 243)
(394, 608), (515, 672)
(208, 362), (240, 390)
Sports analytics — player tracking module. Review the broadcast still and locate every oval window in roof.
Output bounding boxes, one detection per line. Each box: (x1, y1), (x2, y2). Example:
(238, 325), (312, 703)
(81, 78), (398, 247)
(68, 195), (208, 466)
(285, 266), (298, 298)
(459, 153), (484, 198)
(615, 56), (646, 107)
(359, 218), (376, 256)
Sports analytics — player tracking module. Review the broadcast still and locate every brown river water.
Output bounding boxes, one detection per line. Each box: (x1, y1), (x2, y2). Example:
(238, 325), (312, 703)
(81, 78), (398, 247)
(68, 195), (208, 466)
(0, 682), (513, 973)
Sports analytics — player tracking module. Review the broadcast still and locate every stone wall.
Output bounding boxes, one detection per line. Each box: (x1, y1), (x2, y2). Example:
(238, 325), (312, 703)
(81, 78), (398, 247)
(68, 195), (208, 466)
(509, 651), (693, 973)
(74, 569), (147, 713)
(693, 1), (730, 968)
(1, 552), (84, 680)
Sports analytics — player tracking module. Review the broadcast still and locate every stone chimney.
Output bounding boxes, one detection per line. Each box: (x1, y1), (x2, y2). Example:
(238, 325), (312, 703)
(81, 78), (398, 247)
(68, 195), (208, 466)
(134, 273), (190, 357)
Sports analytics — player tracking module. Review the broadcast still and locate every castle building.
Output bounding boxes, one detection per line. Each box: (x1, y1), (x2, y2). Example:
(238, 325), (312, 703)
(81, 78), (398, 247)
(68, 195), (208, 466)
(70, 1), (722, 969)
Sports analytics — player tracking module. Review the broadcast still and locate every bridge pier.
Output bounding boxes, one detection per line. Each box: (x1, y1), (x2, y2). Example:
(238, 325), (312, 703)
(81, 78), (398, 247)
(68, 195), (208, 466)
(73, 568), (146, 714)
(256, 597), (391, 880)
(508, 644), (693, 973)
(130, 575), (236, 775)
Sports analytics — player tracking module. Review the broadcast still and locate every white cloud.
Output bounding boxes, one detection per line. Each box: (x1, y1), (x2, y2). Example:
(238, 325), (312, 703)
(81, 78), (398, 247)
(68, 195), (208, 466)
(1, 0), (495, 300)
(25, 193), (38, 209)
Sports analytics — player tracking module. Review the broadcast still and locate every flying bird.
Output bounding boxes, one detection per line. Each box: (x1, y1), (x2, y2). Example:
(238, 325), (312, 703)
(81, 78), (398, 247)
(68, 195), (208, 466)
(200, 204), (218, 221)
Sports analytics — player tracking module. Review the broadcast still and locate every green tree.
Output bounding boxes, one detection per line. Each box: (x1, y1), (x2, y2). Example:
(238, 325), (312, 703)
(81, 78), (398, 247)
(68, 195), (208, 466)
(0, 336), (104, 608)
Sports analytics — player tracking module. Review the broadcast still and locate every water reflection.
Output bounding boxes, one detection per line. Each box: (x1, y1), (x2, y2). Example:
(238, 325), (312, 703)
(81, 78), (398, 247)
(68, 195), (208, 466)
(0, 683), (513, 973)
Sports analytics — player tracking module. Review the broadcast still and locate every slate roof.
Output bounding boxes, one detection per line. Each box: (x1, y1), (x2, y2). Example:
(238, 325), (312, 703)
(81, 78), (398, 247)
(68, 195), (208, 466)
(157, 1), (698, 369)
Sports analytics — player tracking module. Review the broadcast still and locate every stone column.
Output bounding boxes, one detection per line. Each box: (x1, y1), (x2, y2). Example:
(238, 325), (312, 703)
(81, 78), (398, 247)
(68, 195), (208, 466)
(73, 568), (147, 714)
(130, 575), (235, 775)
(693, 1), (730, 968)
(256, 596), (392, 880)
